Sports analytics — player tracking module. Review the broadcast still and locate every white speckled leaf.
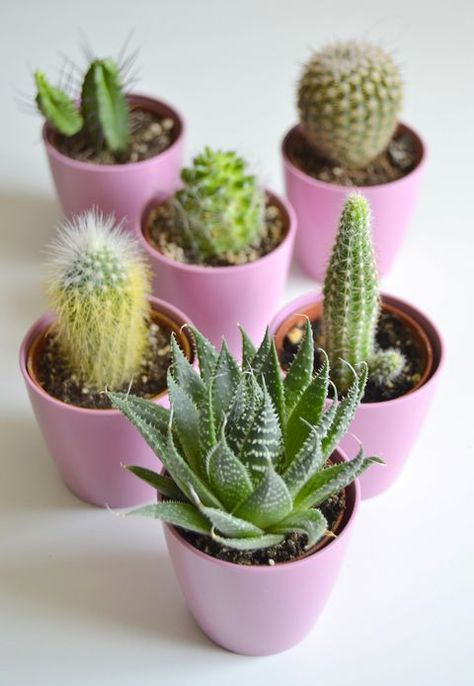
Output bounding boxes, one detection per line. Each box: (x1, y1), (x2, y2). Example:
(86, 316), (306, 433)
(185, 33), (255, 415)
(235, 462), (292, 529)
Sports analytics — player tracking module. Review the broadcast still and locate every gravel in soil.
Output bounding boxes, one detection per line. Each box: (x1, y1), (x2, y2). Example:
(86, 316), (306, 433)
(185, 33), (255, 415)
(181, 488), (346, 566)
(280, 311), (425, 403)
(288, 127), (418, 186)
(146, 198), (285, 267)
(53, 107), (176, 165)
(35, 320), (172, 409)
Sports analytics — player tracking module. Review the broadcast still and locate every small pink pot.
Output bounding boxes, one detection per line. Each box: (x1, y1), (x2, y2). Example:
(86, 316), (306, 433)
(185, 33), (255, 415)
(19, 297), (194, 508)
(139, 190), (296, 356)
(282, 123), (426, 281)
(270, 292), (444, 499)
(164, 448), (359, 656)
(43, 94), (185, 228)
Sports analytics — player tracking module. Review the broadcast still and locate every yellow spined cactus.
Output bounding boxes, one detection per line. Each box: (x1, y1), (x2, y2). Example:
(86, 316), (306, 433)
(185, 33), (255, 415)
(47, 210), (151, 391)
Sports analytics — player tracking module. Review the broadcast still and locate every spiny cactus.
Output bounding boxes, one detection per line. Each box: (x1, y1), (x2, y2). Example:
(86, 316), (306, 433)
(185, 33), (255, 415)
(172, 148), (265, 262)
(35, 56), (130, 156)
(47, 210), (151, 391)
(368, 348), (406, 387)
(322, 193), (405, 393)
(298, 40), (403, 169)
(109, 324), (381, 552)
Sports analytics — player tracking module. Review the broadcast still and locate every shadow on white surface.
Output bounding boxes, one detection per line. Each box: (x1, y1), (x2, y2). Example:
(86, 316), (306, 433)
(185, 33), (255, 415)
(0, 193), (60, 261)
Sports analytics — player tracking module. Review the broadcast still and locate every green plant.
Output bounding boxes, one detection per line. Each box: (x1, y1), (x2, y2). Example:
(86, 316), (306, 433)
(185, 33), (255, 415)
(297, 40), (403, 169)
(322, 193), (405, 393)
(47, 209), (151, 390)
(172, 147), (265, 262)
(35, 56), (130, 156)
(109, 324), (381, 552)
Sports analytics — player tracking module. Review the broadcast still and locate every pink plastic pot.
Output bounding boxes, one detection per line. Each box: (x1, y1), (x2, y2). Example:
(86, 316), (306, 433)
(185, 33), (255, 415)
(139, 190), (296, 356)
(270, 292), (444, 499)
(282, 123), (426, 281)
(19, 297), (194, 508)
(43, 94), (185, 229)
(164, 448), (359, 656)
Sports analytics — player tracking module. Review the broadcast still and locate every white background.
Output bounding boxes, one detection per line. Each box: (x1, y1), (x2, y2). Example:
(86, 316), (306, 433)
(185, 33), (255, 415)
(1, 1), (473, 684)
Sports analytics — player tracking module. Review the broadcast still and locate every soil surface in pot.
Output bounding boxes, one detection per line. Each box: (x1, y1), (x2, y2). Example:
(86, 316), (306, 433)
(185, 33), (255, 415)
(35, 319), (172, 409)
(52, 107), (176, 165)
(181, 489), (345, 566)
(288, 126), (418, 186)
(280, 311), (424, 403)
(145, 196), (285, 267)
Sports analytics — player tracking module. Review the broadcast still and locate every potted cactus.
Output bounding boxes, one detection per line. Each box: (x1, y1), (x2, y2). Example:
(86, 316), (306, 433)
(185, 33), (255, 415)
(34, 52), (184, 226)
(109, 324), (381, 655)
(19, 210), (194, 507)
(270, 194), (444, 498)
(282, 40), (426, 281)
(139, 147), (296, 355)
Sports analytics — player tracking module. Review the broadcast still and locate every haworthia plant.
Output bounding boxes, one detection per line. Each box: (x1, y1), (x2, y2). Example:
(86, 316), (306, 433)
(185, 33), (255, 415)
(298, 40), (403, 168)
(46, 209), (151, 390)
(35, 56), (130, 156)
(322, 193), (406, 393)
(109, 323), (382, 552)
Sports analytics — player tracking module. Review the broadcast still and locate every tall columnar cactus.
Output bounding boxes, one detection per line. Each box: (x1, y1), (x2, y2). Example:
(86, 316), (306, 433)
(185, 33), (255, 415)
(322, 193), (405, 393)
(34, 56), (130, 156)
(46, 210), (151, 390)
(173, 148), (265, 261)
(297, 40), (403, 169)
(109, 325), (381, 552)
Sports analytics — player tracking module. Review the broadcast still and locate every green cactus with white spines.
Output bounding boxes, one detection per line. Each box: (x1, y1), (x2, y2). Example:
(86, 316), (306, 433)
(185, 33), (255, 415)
(108, 325), (381, 552)
(47, 210), (151, 391)
(368, 348), (406, 387)
(298, 40), (403, 169)
(173, 148), (265, 262)
(322, 193), (405, 393)
(35, 56), (130, 156)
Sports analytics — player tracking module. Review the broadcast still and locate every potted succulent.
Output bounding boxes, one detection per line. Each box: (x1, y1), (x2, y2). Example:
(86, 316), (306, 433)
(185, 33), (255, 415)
(270, 194), (444, 499)
(282, 40), (426, 281)
(139, 147), (296, 355)
(109, 324), (381, 655)
(19, 210), (194, 507)
(34, 53), (184, 226)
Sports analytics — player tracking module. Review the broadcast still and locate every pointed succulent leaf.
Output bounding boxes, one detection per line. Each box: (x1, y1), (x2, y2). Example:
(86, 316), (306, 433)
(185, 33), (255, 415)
(225, 376), (255, 456)
(285, 351), (329, 462)
(195, 504), (264, 539)
(322, 363), (367, 457)
(125, 466), (187, 500)
(250, 328), (271, 375)
(207, 430), (253, 510)
(318, 385), (339, 440)
(240, 385), (282, 479)
(170, 334), (205, 404)
(282, 426), (324, 496)
(240, 326), (257, 368)
(108, 391), (170, 453)
(260, 340), (286, 431)
(270, 508), (328, 549)
(284, 318), (314, 414)
(199, 381), (217, 466)
(35, 71), (83, 136)
(128, 502), (211, 534)
(187, 325), (218, 383)
(211, 532), (285, 551)
(235, 462), (293, 529)
(167, 373), (202, 473)
(211, 340), (241, 426)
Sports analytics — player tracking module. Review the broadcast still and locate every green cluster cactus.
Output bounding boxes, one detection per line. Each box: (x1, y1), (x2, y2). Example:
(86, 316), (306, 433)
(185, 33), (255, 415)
(172, 147), (265, 262)
(322, 193), (406, 393)
(297, 40), (403, 169)
(109, 324), (381, 552)
(35, 57), (130, 156)
(47, 209), (151, 391)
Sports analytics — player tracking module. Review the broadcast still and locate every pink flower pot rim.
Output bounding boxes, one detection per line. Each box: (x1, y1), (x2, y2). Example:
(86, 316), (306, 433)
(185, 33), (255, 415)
(42, 93), (185, 174)
(163, 447), (359, 572)
(19, 295), (193, 417)
(140, 188), (297, 275)
(271, 291), (445, 410)
(282, 121), (427, 192)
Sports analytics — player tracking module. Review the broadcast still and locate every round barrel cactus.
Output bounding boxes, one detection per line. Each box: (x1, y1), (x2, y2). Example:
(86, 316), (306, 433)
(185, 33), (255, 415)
(297, 40), (403, 169)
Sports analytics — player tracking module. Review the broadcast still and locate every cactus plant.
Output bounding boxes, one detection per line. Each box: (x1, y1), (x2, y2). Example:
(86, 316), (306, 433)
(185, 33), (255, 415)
(297, 40), (403, 169)
(108, 324), (381, 552)
(46, 209), (151, 391)
(35, 56), (130, 156)
(172, 147), (265, 262)
(322, 193), (405, 393)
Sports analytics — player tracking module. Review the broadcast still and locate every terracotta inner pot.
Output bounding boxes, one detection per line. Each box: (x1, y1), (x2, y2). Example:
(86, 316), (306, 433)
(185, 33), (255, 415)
(26, 307), (194, 409)
(273, 297), (434, 397)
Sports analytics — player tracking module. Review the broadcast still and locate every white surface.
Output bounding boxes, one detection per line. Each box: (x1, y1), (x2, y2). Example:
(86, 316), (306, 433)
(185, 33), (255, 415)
(1, 1), (473, 684)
